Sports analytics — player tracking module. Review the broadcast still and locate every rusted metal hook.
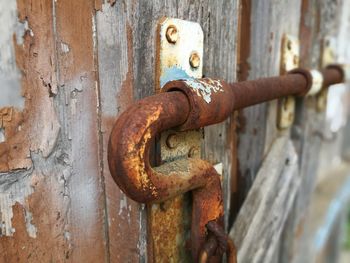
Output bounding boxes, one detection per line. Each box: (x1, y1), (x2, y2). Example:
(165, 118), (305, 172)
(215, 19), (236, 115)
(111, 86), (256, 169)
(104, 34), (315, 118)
(107, 88), (229, 261)
(108, 64), (345, 262)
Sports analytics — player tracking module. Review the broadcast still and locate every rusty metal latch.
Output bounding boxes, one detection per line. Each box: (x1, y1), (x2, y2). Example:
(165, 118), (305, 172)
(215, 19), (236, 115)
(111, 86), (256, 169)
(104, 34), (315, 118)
(108, 64), (346, 262)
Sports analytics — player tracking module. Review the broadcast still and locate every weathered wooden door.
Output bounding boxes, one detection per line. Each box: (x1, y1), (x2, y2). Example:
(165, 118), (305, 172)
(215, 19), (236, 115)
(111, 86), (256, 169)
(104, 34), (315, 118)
(1, 0), (350, 262)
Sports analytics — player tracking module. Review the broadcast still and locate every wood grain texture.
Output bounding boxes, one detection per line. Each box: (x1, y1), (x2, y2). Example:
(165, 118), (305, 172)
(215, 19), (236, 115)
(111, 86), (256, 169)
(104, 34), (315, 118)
(229, 136), (300, 263)
(54, 0), (107, 261)
(95, 1), (240, 261)
(0, 0), (348, 262)
(96, 2), (143, 262)
(279, 1), (350, 262)
(1, 0), (108, 262)
(236, 0), (301, 211)
(0, 0), (69, 261)
(0, 0), (60, 172)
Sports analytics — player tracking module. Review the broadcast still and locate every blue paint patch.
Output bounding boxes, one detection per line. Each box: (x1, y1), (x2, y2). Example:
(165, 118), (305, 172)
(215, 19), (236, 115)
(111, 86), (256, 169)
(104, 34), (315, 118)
(313, 175), (350, 251)
(160, 67), (193, 88)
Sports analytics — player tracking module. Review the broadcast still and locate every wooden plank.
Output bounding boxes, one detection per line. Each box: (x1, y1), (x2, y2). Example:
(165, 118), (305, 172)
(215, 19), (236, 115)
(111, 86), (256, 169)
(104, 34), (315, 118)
(229, 137), (300, 263)
(0, 0), (110, 261)
(54, 0), (107, 261)
(96, 1), (240, 261)
(0, 0), (70, 261)
(236, 0), (302, 213)
(279, 1), (350, 262)
(96, 2), (144, 262)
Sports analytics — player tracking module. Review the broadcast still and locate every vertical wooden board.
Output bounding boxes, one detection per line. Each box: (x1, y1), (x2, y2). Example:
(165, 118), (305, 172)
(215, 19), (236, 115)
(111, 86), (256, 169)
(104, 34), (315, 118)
(96, 2), (143, 262)
(279, 1), (350, 262)
(236, 0), (301, 210)
(96, 1), (240, 261)
(54, 0), (107, 262)
(198, 0), (239, 229)
(0, 0), (69, 261)
(230, 137), (300, 263)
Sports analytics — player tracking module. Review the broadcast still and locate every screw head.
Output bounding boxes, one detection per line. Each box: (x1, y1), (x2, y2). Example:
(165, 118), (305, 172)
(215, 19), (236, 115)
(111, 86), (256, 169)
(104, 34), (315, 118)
(166, 25), (178, 44)
(188, 146), (200, 158)
(189, 52), (200, 69)
(166, 133), (179, 149)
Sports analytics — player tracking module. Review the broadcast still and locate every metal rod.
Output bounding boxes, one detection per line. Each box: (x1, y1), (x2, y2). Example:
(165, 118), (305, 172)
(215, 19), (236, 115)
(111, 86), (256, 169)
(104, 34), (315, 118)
(230, 73), (308, 110)
(108, 64), (345, 263)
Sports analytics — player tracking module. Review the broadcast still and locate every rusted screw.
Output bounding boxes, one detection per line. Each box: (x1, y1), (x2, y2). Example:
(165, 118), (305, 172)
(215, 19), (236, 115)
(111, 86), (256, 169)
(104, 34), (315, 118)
(189, 52), (201, 69)
(188, 146), (200, 158)
(166, 25), (178, 44)
(166, 133), (179, 149)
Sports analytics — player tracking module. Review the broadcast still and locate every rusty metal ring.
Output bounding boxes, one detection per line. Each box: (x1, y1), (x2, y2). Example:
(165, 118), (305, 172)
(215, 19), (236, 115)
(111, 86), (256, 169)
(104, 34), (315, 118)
(199, 221), (237, 263)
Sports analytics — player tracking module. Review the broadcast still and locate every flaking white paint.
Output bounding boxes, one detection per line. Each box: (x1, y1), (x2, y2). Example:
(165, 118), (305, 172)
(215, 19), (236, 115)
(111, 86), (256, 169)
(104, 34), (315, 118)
(0, 171), (36, 237)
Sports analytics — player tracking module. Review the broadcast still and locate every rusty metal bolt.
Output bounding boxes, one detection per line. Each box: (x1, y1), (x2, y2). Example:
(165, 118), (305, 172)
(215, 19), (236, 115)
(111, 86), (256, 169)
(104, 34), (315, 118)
(189, 52), (201, 68)
(166, 133), (179, 149)
(188, 146), (200, 158)
(166, 25), (178, 44)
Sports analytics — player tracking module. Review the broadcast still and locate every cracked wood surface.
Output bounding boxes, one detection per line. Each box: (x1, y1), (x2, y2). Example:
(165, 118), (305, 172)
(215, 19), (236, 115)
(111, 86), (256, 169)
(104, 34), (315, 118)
(0, 0), (349, 262)
(230, 137), (300, 263)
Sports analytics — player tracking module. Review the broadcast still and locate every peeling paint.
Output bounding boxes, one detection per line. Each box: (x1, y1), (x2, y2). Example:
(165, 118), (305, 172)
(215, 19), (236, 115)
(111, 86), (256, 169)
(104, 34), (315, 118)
(0, 129), (4, 143)
(184, 78), (224, 103)
(24, 210), (37, 238)
(60, 42), (70, 53)
(160, 67), (190, 88)
(0, 170), (34, 237)
(0, 0), (24, 109)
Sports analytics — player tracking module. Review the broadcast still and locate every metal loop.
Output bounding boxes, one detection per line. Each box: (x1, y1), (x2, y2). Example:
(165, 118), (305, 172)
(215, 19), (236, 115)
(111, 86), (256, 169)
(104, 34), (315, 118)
(199, 221), (237, 263)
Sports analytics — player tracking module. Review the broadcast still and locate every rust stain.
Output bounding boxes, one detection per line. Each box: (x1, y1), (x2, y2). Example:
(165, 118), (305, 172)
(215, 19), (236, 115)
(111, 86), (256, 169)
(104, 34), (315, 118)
(228, 111), (239, 228)
(108, 85), (231, 261)
(299, 0), (321, 67)
(148, 195), (192, 262)
(101, 7), (141, 263)
(299, 0), (311, 66)
(117, 23), (134, 112)
(237, 0), (251, 81)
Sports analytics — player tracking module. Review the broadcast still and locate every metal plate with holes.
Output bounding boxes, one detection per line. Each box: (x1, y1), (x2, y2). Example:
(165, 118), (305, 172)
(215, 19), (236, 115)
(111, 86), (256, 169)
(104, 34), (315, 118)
(317, 37), (336, 112)
(150, 18), (204, 262)
(344, 64), (350, 83)
(277, 34), (300, 129)
(156, 17), (204, 91)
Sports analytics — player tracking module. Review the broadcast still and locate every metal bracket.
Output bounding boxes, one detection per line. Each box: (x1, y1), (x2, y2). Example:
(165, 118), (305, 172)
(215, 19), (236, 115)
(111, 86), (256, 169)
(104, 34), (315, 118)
(344, 64), (350, 83)
(277, 34), (299, 129)
(150, 18), (204, 262)
(317, 37), (336, 112)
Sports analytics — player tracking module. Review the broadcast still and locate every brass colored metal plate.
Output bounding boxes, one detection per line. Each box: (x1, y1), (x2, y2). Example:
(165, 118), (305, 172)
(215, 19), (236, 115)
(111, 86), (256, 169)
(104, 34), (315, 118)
(277, 34), (300, 129)
(150, 18), (204, 262)
(317, 37), (336, 112)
